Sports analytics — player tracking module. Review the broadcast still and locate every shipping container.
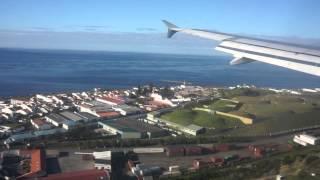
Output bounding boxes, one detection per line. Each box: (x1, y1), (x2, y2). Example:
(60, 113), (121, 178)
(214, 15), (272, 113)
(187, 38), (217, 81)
(201, 147), (216, 154)
(215, 144), (230, 152)
(185, 146), (202, 156)
(169, 165), (180, 172)
(210, 157), (224, 163)
(224, 154), (239, 162)
(59, 151), (69, 157)
(140, 168), (152, 176)
(133, 147), (164, 154)
(82, 154), (94, 160)
(166, 146), (185, 157)
(248, 145), (266, 158)
(139, 166), (162, 176)
(192, 159), (213, 169)
(254, 148), (265, 158)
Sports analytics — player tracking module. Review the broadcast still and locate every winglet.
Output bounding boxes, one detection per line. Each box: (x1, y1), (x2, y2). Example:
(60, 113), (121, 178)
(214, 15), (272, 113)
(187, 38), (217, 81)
(162, 20), (179, 38)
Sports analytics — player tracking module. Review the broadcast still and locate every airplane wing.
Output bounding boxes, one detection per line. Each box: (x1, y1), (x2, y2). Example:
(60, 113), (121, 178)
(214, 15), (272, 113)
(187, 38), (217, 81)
(162, 20), (320, 76)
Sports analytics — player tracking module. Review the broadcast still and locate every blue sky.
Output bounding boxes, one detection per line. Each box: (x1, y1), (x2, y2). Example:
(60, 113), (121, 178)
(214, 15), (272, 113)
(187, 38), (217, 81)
(0, 0), (320, 54)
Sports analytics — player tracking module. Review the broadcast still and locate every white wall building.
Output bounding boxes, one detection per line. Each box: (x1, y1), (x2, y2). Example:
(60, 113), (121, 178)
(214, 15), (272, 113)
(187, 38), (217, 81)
(293, 134), (320, 146)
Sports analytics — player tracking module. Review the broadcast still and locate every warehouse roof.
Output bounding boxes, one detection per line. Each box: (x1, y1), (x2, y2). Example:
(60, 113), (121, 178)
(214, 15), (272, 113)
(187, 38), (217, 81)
(60, 111), (84, 121)
(97, 111), (120, 118)
(115, 119), (164, 133)
(114, 104), (141, 112)
(99, 120), (138, 133)
(46, 113), (67, 123)
(186, 124), (204, 131)
(77, 112), (99, 119)
(32, 118), (50, 126)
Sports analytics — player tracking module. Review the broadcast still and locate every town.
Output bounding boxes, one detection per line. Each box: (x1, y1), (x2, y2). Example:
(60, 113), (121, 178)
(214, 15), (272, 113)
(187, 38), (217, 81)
(0, 84), (320, 179)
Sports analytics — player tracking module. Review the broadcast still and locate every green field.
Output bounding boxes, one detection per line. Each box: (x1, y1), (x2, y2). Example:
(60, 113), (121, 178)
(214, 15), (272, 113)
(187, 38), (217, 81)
(162, 89), (320, 135)
(161, 99), (244, 129)
(202, 99), (240, 112)
(229, 94), (320, 135)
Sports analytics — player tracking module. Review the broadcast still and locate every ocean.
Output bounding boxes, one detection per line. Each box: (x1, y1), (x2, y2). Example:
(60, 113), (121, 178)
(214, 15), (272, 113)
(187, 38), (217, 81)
(0, 48), (319, 97)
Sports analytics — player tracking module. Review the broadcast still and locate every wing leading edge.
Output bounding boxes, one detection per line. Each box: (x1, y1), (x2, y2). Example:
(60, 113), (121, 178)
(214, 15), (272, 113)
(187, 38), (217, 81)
(162, 20), (320, 76)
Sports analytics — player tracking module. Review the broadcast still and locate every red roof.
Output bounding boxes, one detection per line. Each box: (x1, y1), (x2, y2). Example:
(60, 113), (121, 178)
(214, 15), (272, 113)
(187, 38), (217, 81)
(30, 149), (46, 173)
(99, 96), (124, 105)
(32, 118), (48, 126)
(97, 111), (120, 118)
(40, 169), (109, 180)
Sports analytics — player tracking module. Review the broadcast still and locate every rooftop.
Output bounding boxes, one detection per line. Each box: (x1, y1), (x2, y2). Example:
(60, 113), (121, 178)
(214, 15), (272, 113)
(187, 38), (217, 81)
(98, 96), (125, 105)
(77, 112), (98, 119)
(60, 111), (84, 121)
(116, 119), (164, 133)
(32, 118), (50, 126)
(99, 120), (138, 133)
(80, 100), (113, 112)
(96, 111), (120, 118)
(46, 113), (68, 123)
(114, 104), (141, 112)
(100, 119), (164, 133)
(186, 124), (204, 131)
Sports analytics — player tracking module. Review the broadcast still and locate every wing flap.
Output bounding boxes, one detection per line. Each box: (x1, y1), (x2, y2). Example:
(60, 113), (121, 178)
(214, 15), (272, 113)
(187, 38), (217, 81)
(229, 56), (255, 65)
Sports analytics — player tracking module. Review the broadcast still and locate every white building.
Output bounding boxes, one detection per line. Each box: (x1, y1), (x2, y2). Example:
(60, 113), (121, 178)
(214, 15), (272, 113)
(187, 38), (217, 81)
(293, 134), (320, 146)
(36, 94), (53, 103)
(45, 113), (68, 127)
(302, 88), (317, 93)
(62, 120), (77, 130)
(10, 98), (29, 105)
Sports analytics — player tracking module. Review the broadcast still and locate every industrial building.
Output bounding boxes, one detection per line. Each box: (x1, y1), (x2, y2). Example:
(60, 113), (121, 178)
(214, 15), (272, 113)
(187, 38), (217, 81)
(77, 100), (120, 118)
(98, 120), (141, 139)
(112, 104), (142, 116)
(99, 119), (168, 139)
(45, 113), (78, 130)
(31, 118), (52, 130)
(76, 112), (99, 122)
(45, 113), (68, 127)
(59, 111), (85, 122)
(179, 124), (205, 136)
(155, 118), (205, 136)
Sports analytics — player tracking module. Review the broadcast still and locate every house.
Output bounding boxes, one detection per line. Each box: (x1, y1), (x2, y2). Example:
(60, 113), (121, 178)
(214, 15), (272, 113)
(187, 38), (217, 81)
(10, 97), (29, 105)
(96, 95), (125, 106)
